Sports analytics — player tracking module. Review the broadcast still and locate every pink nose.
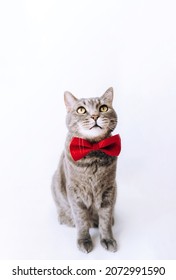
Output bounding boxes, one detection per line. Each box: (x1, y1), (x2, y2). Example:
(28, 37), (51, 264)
(91, 115), (99, 121)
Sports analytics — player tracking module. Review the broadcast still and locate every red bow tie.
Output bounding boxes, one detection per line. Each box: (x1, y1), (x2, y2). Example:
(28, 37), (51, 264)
(70, 134), (121, 161)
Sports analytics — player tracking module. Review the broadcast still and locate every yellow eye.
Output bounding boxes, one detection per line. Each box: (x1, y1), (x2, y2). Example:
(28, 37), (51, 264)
(77, 106), (86, 114)
(99, 105), (108, 112)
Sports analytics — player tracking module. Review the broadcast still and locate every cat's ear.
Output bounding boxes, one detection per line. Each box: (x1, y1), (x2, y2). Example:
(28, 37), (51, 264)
(64, 91), (78, 112)
(101, 87), (114, 105)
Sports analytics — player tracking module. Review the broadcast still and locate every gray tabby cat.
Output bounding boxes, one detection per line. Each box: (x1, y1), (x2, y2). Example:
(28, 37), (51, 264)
(51, 87), (119, 253)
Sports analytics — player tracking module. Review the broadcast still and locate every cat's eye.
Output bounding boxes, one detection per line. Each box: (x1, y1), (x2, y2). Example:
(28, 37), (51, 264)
(77, 106), (86, 114)
(99, 105), (108, 112)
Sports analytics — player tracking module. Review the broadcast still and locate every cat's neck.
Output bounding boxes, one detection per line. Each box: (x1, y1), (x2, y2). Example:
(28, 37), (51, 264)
(67, 132), (112, 143)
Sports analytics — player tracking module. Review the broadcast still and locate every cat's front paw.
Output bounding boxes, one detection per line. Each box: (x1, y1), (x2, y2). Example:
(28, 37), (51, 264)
(77, 238), (93, 253)
(100, 238), (117, 252)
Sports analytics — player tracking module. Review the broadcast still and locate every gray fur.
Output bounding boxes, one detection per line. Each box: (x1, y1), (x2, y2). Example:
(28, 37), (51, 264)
(51, 87), (119, 253)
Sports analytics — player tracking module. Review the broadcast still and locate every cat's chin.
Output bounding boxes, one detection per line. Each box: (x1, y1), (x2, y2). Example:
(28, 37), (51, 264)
(78, 127), (110, 142)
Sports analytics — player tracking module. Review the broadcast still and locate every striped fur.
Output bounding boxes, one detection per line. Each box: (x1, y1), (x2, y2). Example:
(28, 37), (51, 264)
(51, 87), (119, 253)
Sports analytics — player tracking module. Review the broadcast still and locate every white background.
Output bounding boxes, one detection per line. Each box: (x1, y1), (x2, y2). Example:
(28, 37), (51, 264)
(0, 0), (176, 260)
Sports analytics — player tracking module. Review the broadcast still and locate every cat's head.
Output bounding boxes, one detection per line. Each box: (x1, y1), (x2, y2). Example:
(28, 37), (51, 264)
(64, 87), (117, 142)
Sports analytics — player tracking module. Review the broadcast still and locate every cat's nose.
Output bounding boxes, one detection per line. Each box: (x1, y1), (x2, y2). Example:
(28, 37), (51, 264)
(91, 114), (99, 121)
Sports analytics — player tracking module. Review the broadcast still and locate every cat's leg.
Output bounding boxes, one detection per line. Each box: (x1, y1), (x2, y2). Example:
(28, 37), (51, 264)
(98, 186), (117, 252)
(98, 206), (117, 252)
(71, 202), (93, 253)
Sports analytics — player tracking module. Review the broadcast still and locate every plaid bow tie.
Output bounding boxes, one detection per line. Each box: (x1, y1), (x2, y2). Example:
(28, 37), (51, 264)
(70, 134), (121, 161)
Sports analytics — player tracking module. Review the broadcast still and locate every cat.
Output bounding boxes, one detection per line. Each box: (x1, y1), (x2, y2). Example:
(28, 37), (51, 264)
(51, 87), (121, 253)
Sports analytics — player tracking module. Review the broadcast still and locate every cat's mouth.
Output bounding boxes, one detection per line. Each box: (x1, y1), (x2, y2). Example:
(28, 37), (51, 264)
(90, 124), (102, 130)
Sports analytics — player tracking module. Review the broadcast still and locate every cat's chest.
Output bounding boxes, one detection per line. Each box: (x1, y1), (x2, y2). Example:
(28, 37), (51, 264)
(71, 151), (116, 171)
(70, 162), (116, 209)
(75, 176), (105, 209)
(71, 159), (116, 180)
(66, 152), (117, 207)
(68, 153), (117, 187)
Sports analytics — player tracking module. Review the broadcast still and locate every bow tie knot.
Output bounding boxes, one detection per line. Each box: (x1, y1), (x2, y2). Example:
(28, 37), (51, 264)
(70, 134), (121, 161)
